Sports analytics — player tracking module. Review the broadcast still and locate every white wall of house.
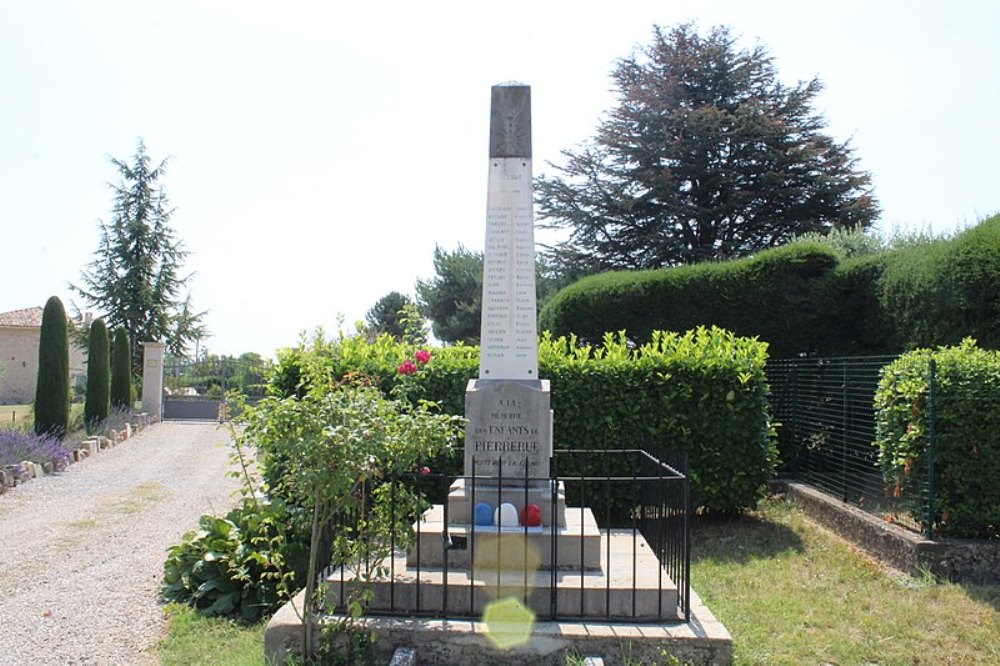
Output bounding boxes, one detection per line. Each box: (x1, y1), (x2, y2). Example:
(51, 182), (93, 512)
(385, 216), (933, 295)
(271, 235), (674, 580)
(0, 326), (87, 405)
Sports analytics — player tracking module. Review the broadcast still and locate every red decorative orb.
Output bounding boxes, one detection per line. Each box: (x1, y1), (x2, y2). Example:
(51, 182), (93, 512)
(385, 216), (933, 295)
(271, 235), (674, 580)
(520, 503), (542, 527)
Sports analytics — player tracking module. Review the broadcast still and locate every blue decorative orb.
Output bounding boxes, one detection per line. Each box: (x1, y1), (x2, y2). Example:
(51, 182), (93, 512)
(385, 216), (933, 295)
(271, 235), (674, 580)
(474, 502), (493, 526)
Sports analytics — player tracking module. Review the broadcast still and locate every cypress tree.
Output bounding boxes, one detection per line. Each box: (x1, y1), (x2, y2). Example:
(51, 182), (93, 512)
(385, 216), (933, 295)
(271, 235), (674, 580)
(34, 296), (70, 438)
(111, 327), (132, 411)
(84, 319), (110, 431)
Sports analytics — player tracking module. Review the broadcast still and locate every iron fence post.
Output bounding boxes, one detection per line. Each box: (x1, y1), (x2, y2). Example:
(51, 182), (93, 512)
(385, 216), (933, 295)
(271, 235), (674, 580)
(925, 357), (937, 539)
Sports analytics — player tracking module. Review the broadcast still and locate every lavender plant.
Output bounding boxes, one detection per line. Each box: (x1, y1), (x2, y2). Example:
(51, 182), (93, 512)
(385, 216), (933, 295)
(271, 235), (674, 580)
(0, 429), (71, 472)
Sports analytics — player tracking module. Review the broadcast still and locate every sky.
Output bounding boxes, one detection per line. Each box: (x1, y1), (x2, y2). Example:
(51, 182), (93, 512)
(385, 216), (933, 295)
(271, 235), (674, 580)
(2, 1), (998, 358)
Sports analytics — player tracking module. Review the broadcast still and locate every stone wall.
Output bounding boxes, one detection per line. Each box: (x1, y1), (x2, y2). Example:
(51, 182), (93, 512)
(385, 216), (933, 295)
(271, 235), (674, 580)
(784, 482), (1000, 584)
(0, 327), (87, 404)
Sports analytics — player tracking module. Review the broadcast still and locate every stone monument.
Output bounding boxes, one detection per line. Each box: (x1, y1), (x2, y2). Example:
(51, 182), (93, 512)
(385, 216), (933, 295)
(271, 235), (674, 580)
(409, 83), (599, 572)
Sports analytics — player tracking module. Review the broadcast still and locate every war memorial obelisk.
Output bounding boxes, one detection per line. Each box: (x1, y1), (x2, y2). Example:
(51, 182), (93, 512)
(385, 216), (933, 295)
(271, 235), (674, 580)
(464, 82), (552, 490)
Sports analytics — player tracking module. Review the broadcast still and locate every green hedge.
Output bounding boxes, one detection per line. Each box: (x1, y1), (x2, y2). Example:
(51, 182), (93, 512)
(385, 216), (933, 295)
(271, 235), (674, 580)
(271, 326), (776, 514)
(879, 216), (1000, 350)
(874, 340), (1000, 539)
(538, 243), (842, 357)
(539, 214), (1000, 356)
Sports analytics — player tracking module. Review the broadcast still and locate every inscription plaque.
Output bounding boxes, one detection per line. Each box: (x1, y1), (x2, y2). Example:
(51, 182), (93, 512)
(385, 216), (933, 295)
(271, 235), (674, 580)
(479, 83), (537, 380)
(464, 379), (551, 485)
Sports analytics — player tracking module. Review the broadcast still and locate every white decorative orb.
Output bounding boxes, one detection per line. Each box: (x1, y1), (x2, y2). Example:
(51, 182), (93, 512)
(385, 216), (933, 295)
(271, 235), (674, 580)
(494, 502), (519, 527)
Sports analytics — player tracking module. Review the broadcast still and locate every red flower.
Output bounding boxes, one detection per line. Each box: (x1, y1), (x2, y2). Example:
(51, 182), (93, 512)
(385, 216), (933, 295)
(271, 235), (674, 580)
(397, 359), (417, 375)
(420, 466), (431, 476)
(415, 349), (431, 364)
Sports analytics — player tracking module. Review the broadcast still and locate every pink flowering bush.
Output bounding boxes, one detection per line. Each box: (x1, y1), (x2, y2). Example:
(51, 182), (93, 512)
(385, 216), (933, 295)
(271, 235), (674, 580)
(415, 349), (431, 364)
(397, 359), (417, 375)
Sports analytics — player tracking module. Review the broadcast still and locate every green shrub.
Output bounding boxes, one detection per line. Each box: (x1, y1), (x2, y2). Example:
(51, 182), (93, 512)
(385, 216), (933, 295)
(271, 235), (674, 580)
(34, 296), (70, 438)
(162, 497), (309, 621)
(874, 340), (1000, 539)
(271, 327), (777, 514)
(111, 328), (132, 411)
(538, 243), (841, 357)
(84, 319), (111, 432)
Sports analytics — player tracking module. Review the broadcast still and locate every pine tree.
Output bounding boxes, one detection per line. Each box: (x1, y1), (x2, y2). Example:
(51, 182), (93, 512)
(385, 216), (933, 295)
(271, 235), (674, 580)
(84, 319), (110, 432)
(34, 296), (70, 438)
(111, 327), (132, 411)
(536, 24), (879, 273)
(72, 139), (205, 368)
(365, 292), (414, 341)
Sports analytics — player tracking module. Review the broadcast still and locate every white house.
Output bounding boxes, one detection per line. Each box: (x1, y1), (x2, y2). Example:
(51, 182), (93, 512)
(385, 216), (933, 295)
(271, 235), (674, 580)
(0, 307), (88, 405)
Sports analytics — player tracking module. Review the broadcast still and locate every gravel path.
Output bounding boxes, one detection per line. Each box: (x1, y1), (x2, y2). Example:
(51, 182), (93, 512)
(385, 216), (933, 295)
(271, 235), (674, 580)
(0, 421), (244, 665)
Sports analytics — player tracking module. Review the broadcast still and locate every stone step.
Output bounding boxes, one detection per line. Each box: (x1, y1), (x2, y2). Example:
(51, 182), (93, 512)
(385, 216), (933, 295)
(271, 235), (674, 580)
(324, 529), (680, 621)
(409, 504), (601, 570)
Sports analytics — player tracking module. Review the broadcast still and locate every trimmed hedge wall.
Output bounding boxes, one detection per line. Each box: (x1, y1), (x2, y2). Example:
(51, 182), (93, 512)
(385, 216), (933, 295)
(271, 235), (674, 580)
(538, 243), (840, 357)
(539, 214), (1000, 356)
(271, 326), (777, 514)
(874, 340), (1000, 539)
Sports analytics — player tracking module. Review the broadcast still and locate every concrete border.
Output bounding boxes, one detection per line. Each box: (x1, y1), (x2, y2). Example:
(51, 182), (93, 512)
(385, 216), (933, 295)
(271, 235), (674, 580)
(784, 481), (1000, 584)
(265, 588), (731, 665)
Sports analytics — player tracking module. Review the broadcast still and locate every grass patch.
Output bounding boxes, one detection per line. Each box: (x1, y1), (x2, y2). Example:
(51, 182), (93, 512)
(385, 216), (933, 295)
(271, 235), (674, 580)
(0, 404), (30, 426)
(115, 482), (171, 514)
(159, 604), (268, 666)
(692, 497), (1000, 665)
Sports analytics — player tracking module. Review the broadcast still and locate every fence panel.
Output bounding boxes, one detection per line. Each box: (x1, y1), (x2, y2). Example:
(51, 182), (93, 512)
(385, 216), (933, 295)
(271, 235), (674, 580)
(767, 355), (925, 533)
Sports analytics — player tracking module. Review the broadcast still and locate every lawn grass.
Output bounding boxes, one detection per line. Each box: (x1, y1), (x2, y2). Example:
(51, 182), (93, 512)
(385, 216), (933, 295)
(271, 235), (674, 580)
(691, 497), (1000, 665)
(157, 499), (1000, 665)
(0, 404), (30, 426)
(159, 604), (268, 666)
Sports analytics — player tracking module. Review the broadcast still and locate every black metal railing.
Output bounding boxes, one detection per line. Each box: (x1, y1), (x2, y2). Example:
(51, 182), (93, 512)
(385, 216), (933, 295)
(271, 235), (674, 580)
(321, 446), (691, 624)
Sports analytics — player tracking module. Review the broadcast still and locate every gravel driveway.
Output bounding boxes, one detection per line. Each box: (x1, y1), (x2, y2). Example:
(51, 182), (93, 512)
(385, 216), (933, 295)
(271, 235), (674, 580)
(0, 421), (243, 665)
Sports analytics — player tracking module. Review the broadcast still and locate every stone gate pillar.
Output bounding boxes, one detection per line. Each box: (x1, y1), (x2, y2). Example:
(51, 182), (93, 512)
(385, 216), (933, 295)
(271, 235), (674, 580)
(141, 341), (166, 421)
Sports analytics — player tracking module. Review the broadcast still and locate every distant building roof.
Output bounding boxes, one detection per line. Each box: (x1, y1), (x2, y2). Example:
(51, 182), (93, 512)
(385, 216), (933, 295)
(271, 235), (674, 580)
(0, 307), (90, 329)
(0, 307), (44, 328)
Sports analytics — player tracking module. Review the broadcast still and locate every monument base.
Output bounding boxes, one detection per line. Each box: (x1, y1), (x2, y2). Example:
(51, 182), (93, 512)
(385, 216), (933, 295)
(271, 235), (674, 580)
(326, 528), (676, 621)
(407, 503), (600, 570)
(446, 478), (567, 528)
(265, 587), (733, 666)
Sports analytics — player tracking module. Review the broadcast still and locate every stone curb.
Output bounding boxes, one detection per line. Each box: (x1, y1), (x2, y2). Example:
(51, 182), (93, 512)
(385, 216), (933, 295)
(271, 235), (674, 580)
(783, 481), (1000, 584)
(0, 413), (159, 498)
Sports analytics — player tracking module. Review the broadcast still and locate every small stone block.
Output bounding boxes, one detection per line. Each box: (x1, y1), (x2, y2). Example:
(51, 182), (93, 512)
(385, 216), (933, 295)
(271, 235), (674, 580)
(42, 461), (53, 475)
(20, 461), (36, 479)
(388, 647), (417, 666)
(125, 423), (132, 438)
(0, 469), (9, 488)
(474, 502), (493, 526)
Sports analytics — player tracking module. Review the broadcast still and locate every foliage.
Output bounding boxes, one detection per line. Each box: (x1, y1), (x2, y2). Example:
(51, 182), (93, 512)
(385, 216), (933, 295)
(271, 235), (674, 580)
(162, 497), (309, 622)
(879, 214), (1000, 350)
(270, 327), (776, 514)
(540, 243), (842, 357)
(539, 214), (1000, 356)
(875, 340), (1000, 539)
(536, 23), (877, 274)
(363, 291), (413, 341)
(165, 352), (270, 399)
(34, 296), (71, 438)
(84, 318), (111, 432)
(0, 429), (71, 471)
(111, 327), (132, 410)
(793, 224), (885, 258)
(71, 139), (205, 367)
(415, 244), (484, 344)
